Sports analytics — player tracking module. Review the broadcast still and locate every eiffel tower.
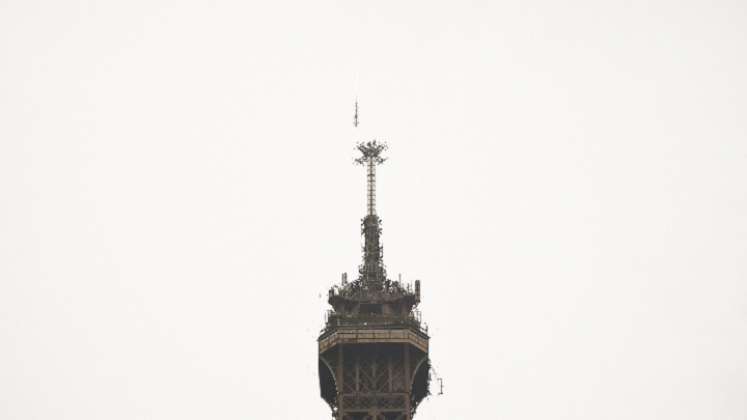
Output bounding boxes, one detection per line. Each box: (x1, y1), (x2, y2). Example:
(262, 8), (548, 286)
(318, 140), (431, 420)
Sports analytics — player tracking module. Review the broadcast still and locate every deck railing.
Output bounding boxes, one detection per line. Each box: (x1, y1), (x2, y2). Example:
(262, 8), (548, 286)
(322, 311), (428, 336)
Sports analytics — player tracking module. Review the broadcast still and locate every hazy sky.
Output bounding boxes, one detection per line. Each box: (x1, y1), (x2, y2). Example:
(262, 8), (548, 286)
(2, 1), (746, 419)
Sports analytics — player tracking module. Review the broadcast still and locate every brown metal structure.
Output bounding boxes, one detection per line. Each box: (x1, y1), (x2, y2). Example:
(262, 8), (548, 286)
(318, 140), (431, 420)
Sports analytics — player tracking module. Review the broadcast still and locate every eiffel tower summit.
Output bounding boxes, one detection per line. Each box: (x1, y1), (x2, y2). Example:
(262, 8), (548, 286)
(317, 107), (432, 420)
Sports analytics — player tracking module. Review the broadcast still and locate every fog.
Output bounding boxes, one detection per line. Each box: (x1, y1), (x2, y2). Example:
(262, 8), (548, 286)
(2, 1), (746, 419)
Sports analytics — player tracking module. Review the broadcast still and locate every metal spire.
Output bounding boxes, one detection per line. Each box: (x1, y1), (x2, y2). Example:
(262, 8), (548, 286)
(355, 140), (387, 288)
(355, 140), (387, 216)
(353, 99), (359, 128)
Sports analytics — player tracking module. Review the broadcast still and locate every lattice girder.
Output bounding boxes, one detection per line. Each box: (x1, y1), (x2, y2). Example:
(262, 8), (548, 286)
(319, 342), (429, 420)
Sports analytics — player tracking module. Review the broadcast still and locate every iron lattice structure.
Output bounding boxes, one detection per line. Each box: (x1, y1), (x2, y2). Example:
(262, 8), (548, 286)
(319, 140), (430, 420)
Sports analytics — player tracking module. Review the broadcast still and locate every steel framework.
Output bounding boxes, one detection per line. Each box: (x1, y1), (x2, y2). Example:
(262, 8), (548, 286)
(319, 141), (431, 420)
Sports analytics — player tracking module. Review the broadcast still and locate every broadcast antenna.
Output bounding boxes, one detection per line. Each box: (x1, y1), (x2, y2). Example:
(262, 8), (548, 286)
(353, 99), (359, 128)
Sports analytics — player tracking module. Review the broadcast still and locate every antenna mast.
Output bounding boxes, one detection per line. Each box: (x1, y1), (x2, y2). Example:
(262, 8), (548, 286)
(353, 99), (359, 128)
(355, 141), (387, 216)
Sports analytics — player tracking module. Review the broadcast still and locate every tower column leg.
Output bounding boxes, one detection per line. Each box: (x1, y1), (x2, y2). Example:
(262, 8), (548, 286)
(337, 344), (344, 419)
(403, 343), (411, 420)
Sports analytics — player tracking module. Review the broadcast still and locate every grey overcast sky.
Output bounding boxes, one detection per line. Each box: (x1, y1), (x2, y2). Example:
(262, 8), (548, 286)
(1, 1), (746, 419)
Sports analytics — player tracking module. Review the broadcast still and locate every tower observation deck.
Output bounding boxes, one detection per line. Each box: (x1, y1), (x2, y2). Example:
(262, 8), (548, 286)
(318, 139), (431, 420)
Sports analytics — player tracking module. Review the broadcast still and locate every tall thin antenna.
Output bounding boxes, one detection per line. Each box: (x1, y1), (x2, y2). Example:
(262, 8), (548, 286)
(355, 140), (387, 216)
(353, 99), (359, 128)
(355, 140), (388, 288)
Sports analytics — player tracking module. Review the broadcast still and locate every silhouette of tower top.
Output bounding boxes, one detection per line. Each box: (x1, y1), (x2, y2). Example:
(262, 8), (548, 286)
(318, 136), (431, 420)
